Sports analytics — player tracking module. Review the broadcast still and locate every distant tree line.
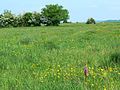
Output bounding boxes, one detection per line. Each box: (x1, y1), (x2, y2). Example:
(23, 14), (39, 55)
(0, 4), (96, 28)
(0, 4), (69, 28)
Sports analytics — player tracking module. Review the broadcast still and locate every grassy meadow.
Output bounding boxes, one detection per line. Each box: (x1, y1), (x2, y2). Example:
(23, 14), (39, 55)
(0, 23), (120, 90)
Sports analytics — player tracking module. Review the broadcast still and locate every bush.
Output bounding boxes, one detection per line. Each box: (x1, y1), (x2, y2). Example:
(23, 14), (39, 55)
(0, 11), (42, 28)
(110, 52), (120, 65)
(0, 10), (17, 27)
(22, 12), (33, 27)
(86, 18), (96, 24)
(101, 51), (120, 67)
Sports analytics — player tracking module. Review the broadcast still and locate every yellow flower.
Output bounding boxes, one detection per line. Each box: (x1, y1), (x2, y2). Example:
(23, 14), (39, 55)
(101, 68), (104, 72)
(71, 67), (73, 70)
(32, 64), (36, 68)
(88, 67), (91, 69)
(90, 70), (94, 75)
(57, 72), (61, 75)
(91, 84), (94, 86)
(57, 76), (60, 78)
(44, 74), (47, 77)
(57, 69), (60, 72)
(108, 67), (113, 72)
(54, 73), (57, 76)
(93, 76), (95, 78)
(58, 65), (60, 67)
(103, 72), (107, 77)
(104, 86), (107, 90)
(70, 67), (74, 72)
(41, 80), (43, 83)
(92, 67), (94, 70)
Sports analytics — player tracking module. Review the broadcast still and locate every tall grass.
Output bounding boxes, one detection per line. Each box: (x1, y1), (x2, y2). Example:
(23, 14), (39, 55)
(0, 23), (120, 90)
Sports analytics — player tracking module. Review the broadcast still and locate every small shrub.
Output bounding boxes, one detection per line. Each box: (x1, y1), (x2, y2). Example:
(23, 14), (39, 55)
(101, 51), (120, 67)
(19, 38), (32, 45)
(110, 52), (120, 64)
(44, 41), (59, 50)
(86, 18), (96, 24)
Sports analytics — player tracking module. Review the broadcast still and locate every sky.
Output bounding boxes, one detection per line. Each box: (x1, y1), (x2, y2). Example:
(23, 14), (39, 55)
(0, 0), (120, 22)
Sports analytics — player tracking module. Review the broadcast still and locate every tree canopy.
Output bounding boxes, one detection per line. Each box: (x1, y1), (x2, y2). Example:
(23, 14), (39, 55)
(41, 4), (69, 26)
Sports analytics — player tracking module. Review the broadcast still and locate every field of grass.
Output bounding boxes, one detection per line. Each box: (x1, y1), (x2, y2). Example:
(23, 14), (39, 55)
(0, 23), (120, 90)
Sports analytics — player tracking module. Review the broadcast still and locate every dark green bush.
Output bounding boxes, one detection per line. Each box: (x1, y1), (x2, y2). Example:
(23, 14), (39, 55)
(44, 41), (59, 50)
(101, 51), (120, 68)
(110, 52), (120, 64)
(19, 38), (32, 45)
(86, 18), (96, 24)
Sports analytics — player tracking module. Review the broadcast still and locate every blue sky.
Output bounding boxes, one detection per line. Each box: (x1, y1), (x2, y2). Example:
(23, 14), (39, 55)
(0, 0), (120, 22)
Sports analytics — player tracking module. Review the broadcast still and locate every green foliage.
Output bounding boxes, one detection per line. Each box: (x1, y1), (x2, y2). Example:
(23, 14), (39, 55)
(32, 12), (41, 26)
(19, 37), (32, 45)
(0, 10), (15, 27)
(3, 10), (14, 19)
(22, 12), (33, 27)
(0, 11), (41, 28)
(110, 51), (120, 65)
(86, 18), (96, 24)
(41, 4), (69, 26)
(0, 4), (69, 27)
(44, 41), (59, 50)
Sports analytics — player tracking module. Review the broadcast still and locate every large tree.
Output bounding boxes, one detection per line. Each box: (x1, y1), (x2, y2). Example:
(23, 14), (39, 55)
(41, 4), (69, 26)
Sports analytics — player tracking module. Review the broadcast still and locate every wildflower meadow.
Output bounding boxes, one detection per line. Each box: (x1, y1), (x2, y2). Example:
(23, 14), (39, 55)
(0, 23), (120, 90)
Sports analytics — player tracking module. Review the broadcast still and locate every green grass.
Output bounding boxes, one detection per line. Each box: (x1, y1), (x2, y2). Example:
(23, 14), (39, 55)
(0, 23), (120, 90)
